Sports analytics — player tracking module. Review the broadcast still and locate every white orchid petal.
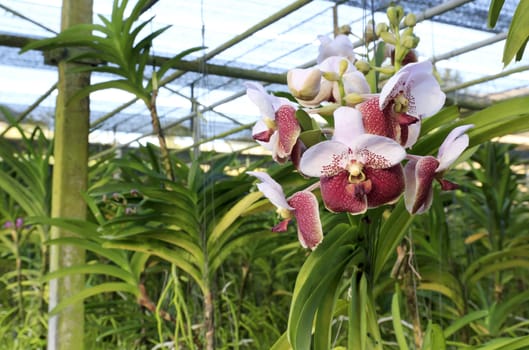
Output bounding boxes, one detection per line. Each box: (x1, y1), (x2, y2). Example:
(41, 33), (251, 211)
(403, 158), (418, 213)
(408, 73), (446, 117)
(246, 82), (276, 120)
(247, 171), (293, 210)
(342, 71), (371, 95)
(319, 56), (352, 74)
(404, 121), (421, 148)
(317, 34), (354, 64)
(379, 70), (409, 110)
(252, 119), (268, 135)
(354, 134), (406, 168)
(333, 106), (364, 146)
(299, 141), (350, 177)
(437, 125), (473, 171)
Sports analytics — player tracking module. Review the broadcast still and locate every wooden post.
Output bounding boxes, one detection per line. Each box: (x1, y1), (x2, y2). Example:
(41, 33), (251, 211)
(47, 1), (92, 349)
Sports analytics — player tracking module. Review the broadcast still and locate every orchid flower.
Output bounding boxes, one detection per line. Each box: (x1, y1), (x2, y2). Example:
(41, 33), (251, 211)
(317, 34), (355, 64)
(246, 82), (301, 163)
(404, 124), (473, 214)
(358, 61), (445, 148)
(299, 106), (406, 214)
(247, 171), (323, 250)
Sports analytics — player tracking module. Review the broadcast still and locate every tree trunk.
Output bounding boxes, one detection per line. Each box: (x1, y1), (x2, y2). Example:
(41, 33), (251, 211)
(47, 1), (92, 349)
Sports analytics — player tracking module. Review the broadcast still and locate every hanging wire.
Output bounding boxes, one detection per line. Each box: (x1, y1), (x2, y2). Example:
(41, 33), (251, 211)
(0, 3), (57, 35)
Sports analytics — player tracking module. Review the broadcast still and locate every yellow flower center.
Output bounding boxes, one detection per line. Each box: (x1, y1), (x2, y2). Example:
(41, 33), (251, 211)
(277, 207), (292, 220)
(394, 93), (409, 113)
(263, 116), (277, 130)
(346, 162), (366, 183)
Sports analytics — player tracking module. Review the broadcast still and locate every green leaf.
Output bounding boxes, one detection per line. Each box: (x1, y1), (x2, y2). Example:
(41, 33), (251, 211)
(487, 0), (505, 28)
(488, 290), (529, 335)
(130, 251), (150, 281)
(443, 310), (488, 338)
(299, 129), (325, 148)
(392, 285), (410, 350)
(206, 191), (263, 251)
(422, 322), (446, 350)
(373, 200), (414, 282)
(270, 332), (292, 350)
(313, 272), (340, 350)
(102, 240), (205, 294)
(503, 0), (529, 65)
(288, 224), (358, 350)
(49, 282), (139, 316)
(42, 263), (137, 286)
(47, 237), (129, 270)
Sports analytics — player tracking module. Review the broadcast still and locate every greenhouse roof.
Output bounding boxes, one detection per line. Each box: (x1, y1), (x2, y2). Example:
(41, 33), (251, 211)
(0, 0), (528, 152)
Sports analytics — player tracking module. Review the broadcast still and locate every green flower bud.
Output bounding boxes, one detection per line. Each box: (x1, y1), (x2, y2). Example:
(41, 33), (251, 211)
(338, 59), (349, 76)
(378, 66), (395, 75)
(395, 6), (405, 23)
(316, 103), (340, 118)
(387, 5), (404, 27)
(364, 21), (376, 43)
(322, 71), (340, 82)
(404, 13), (417, 27)
(354, 60), (370, 74)
(379, 31), (397, 45)
(344, 93), (364, 106)
(386, 6), (398, 26)
(402, 35), (420, 49)
(402, 27), (414, 37)
(375, 22), (388, 36)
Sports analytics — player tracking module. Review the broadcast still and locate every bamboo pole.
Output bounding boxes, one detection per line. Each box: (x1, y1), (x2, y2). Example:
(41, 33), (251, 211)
(47, 1), (92, 349)
(443, 65), (529, 93)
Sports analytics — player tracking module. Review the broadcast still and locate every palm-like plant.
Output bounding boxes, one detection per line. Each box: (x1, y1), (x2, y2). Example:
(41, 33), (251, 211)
(0, 108), (52, 347)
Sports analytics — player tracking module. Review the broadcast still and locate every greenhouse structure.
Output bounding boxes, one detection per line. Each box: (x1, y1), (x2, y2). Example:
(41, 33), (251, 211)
(1, 0), (529, 349)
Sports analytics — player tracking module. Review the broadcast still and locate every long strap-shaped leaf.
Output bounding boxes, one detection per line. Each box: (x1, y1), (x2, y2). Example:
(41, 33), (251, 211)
(206, 191), (263, 251)
(288, 224), (358, 350)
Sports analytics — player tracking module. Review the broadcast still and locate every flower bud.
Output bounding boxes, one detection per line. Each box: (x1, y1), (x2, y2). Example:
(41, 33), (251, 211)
(287, 68), (322, 100)
(322, 71), (340, 82)
(338, 59), (349, 76)
(402, 35), (420, 49)
(15, 218), (24, 229)
(378, 66), (395, 75)
(344, 93), (364, 106)
(364, 21), (376, 43)
(314, 103), (340, 118)
(354, 60), (370, 74)
(402, 27), (414, 37)
(375, 22), (388, 36)
(339, 24), (352, 35)
(387, 6), (404, 27)
(3, 221), (13, 229)
(404, 13), (417, 27)
(379, 31), (397, 45)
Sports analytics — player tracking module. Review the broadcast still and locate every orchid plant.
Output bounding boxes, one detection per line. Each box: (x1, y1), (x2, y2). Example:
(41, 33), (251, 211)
(245, 6), (476, 349)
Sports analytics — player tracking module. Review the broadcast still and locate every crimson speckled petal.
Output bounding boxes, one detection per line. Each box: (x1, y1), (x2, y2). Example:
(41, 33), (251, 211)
(288, 191), (323, 250)
(365, 165), (405, 207)
(358, 97), (399, 140)
(320, 171), (369, 214)
(275, 105), (301, 161)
